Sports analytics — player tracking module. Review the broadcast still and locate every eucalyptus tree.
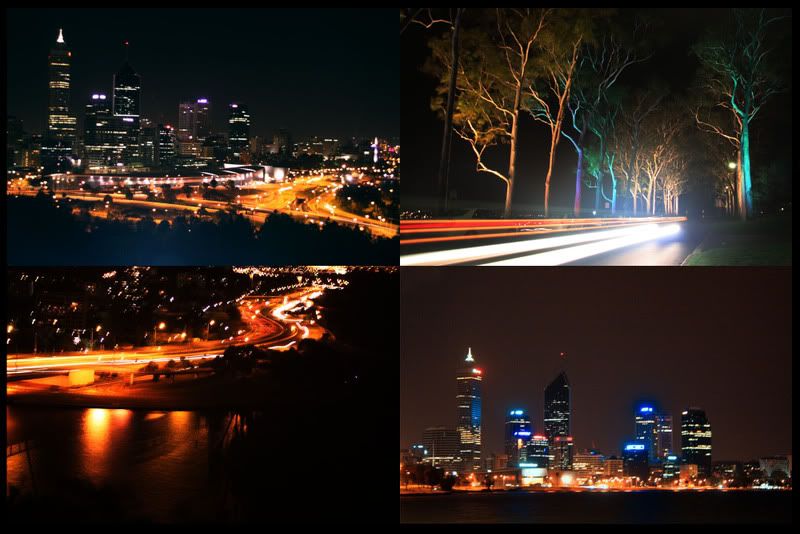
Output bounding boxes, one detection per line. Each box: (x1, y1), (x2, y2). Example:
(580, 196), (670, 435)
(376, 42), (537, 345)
(693, 8), (786, 220)
(526, 9), (593, 217)
(429, 8), (551, 216)
(405, 8), (465, 214)
(561, 16), (649, 216)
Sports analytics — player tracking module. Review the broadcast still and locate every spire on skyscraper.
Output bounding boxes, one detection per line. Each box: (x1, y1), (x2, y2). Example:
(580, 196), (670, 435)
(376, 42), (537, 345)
(57, 28), (65, 44)
(465, 347), (474, 362)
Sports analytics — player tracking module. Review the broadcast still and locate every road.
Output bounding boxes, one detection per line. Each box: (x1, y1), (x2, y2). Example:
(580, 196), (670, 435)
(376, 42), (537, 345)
(7, 286), (327, 378)
(12, 173), (399, 239)
(400, 217), (702, 266)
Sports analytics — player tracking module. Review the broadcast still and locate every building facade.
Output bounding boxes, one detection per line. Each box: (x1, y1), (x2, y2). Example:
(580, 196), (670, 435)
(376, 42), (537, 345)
(681, 408), (712, 477)
(544, 371), (572, 470)
(456, 347), (482, 471)
(504, 409), (532, 468)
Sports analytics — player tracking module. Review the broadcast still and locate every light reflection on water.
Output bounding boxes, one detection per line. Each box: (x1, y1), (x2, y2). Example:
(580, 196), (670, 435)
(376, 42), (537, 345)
(7, 405), (217, 522)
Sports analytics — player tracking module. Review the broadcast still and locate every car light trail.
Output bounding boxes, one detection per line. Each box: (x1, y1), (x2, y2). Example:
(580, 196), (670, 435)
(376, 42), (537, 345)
(482, 224), (682, 266)
(401, 223), (681, 266)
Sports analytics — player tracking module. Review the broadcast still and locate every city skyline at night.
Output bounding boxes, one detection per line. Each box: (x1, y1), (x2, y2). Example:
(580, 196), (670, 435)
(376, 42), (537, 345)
(8, 9), (398, 139)
(400, 267), (791, 463)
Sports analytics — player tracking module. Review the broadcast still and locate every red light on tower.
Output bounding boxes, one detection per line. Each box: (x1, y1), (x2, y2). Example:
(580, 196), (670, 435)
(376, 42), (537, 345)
(472, 368), (482, 375)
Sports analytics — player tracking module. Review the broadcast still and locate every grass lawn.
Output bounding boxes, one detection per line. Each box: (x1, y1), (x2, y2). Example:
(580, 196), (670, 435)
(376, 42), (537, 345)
(683, 215), (792, 266)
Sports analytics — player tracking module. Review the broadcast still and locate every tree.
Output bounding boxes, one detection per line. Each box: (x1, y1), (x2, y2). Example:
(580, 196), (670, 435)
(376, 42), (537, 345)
(527, 9), (591, 216)
(435, 8), (550, 216)
(693, 9), (786, 220)
(562, 17), (650, 216)
(639, 106), (684, 215)
(408, 8), (465, 214)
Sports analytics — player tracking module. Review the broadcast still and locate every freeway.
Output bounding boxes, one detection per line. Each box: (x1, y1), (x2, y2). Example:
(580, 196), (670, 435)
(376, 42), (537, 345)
(13, 173), (399, 238)
(6, 286), (327, 377)
(400, 217), (695, 266)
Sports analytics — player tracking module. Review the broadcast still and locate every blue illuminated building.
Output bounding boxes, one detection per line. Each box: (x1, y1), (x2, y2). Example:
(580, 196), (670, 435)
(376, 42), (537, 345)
(504, 409), (533, 468)
(622, 441), (650, 481)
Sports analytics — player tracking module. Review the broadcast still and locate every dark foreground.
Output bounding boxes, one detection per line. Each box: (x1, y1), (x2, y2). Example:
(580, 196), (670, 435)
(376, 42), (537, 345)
(400, 490), (793, 523)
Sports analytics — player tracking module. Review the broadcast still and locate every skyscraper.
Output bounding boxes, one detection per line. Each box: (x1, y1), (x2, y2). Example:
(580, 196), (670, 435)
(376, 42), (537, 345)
(544, 371), (572, 470)
(421, 427), (463, 473)
(178, 98), (212, 143)
(83, 93), (123, 169)
(112, 52), (142, 166)
(228, 103), (250, 161)
(525, 434), (549, 469)
(157, 124), (177, 168)
(43, 28), (77, 170)
(456, 347), (482, 471)
(504, 409), (532, 468)
(681, 408), (712, 477)
(655, 413), (673, 460)
(622, 442), (650, 481)
(635, 405), (657, 462)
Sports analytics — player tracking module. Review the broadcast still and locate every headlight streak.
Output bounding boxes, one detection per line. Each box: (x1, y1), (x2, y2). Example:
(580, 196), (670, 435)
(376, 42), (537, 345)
(401, 223), (681, 266)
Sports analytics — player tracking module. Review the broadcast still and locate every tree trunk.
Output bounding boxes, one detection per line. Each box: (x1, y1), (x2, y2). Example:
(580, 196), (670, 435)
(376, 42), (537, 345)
(544, 131), (559, 218)
(740, 119), (752, 220)
(505, 84), (522, 218)
(573, 147), (583, 217)
(594, 136), (605, 214)
(437, 9), (462, 216)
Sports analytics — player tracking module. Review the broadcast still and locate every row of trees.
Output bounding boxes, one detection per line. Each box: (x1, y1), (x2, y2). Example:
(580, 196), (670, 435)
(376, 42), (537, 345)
(405, 8), (785, 219)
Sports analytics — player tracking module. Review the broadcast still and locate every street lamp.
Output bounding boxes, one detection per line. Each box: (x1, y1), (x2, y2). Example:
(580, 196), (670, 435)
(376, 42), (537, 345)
(90, 324), (102, 351)
(206, 319), (215, 341)
(154, 321), (166, 345)
(727, 161), (737, 170)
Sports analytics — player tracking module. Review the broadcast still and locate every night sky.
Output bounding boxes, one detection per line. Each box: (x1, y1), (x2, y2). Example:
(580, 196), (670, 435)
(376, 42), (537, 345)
(6, 8), (398, 139)
(400, 267), (792, 461)
(401, 8), (792, 212)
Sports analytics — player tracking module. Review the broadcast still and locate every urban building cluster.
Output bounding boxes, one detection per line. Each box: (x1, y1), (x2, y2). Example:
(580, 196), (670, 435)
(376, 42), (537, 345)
(401, 348), (792, 490)
(6, 29), (397, 179)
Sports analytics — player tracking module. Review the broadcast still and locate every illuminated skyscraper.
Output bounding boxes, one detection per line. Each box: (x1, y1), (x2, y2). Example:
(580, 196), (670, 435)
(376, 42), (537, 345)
(504, 409), (532, 468)
(681, 408), (712, 477)
(228, 103), (250, 161)
(623, 442), (649, 481)
(456, 347), (482, 471)
(178, 98), (212, 143)
(544, 371), (572, 470)
(525, 434), (550, 469)
(421, 427), (462, 473)
(83, 93), (123, 168)
(655, 413), (673, 460)
(635, 405), (657, 462)
(157, 124), (177, 167)
(112, 52), (142, 166)
(43, 28), (77, 170)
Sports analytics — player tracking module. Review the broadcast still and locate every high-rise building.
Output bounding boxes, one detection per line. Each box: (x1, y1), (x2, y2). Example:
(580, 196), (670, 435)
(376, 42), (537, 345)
(635, 405), (657, 462)
(43, 28), (77, 170)
(622, 442), (649, 481)
(456, 347), (482, 471)
(178, 98), (212, 143)
(139, 118), (157, 168)
(655, 413), (673, 460)
(112, 55), (142, 167)
(84, 93), (123, 169)
(504, 409), (532, 468)
(605, 457), (624, 477)
(228, 103), (250, 161)
(544, 371), (572, 470)
(421, 426), (462, 473)
(681, 408), (712, 477)
(157, 124), (177, 168)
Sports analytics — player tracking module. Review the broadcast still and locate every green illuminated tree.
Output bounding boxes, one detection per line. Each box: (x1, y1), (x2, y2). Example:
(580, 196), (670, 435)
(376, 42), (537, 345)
(693, 9), (787, 220)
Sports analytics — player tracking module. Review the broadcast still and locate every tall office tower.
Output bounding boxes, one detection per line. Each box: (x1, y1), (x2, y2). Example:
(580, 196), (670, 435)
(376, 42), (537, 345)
(504, 409), (532, 468)
(112, 51), (142, 166)
(681, 408), (712, 477)
(421, 427), (463, 473)
(456, 347), (482, 471)
(655, 413), (673, 460)
(228, 103), (250, 161)
(43, 28), (77, 170)
(139, 118), (157, 168)
(635, 405), (657, 462)
(194, 98), (211, 140)
(544, 371), (572, 470)
(178, 101), (195, 142)
(157, 124), (177, 168)
(84, 93), (121, 169)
